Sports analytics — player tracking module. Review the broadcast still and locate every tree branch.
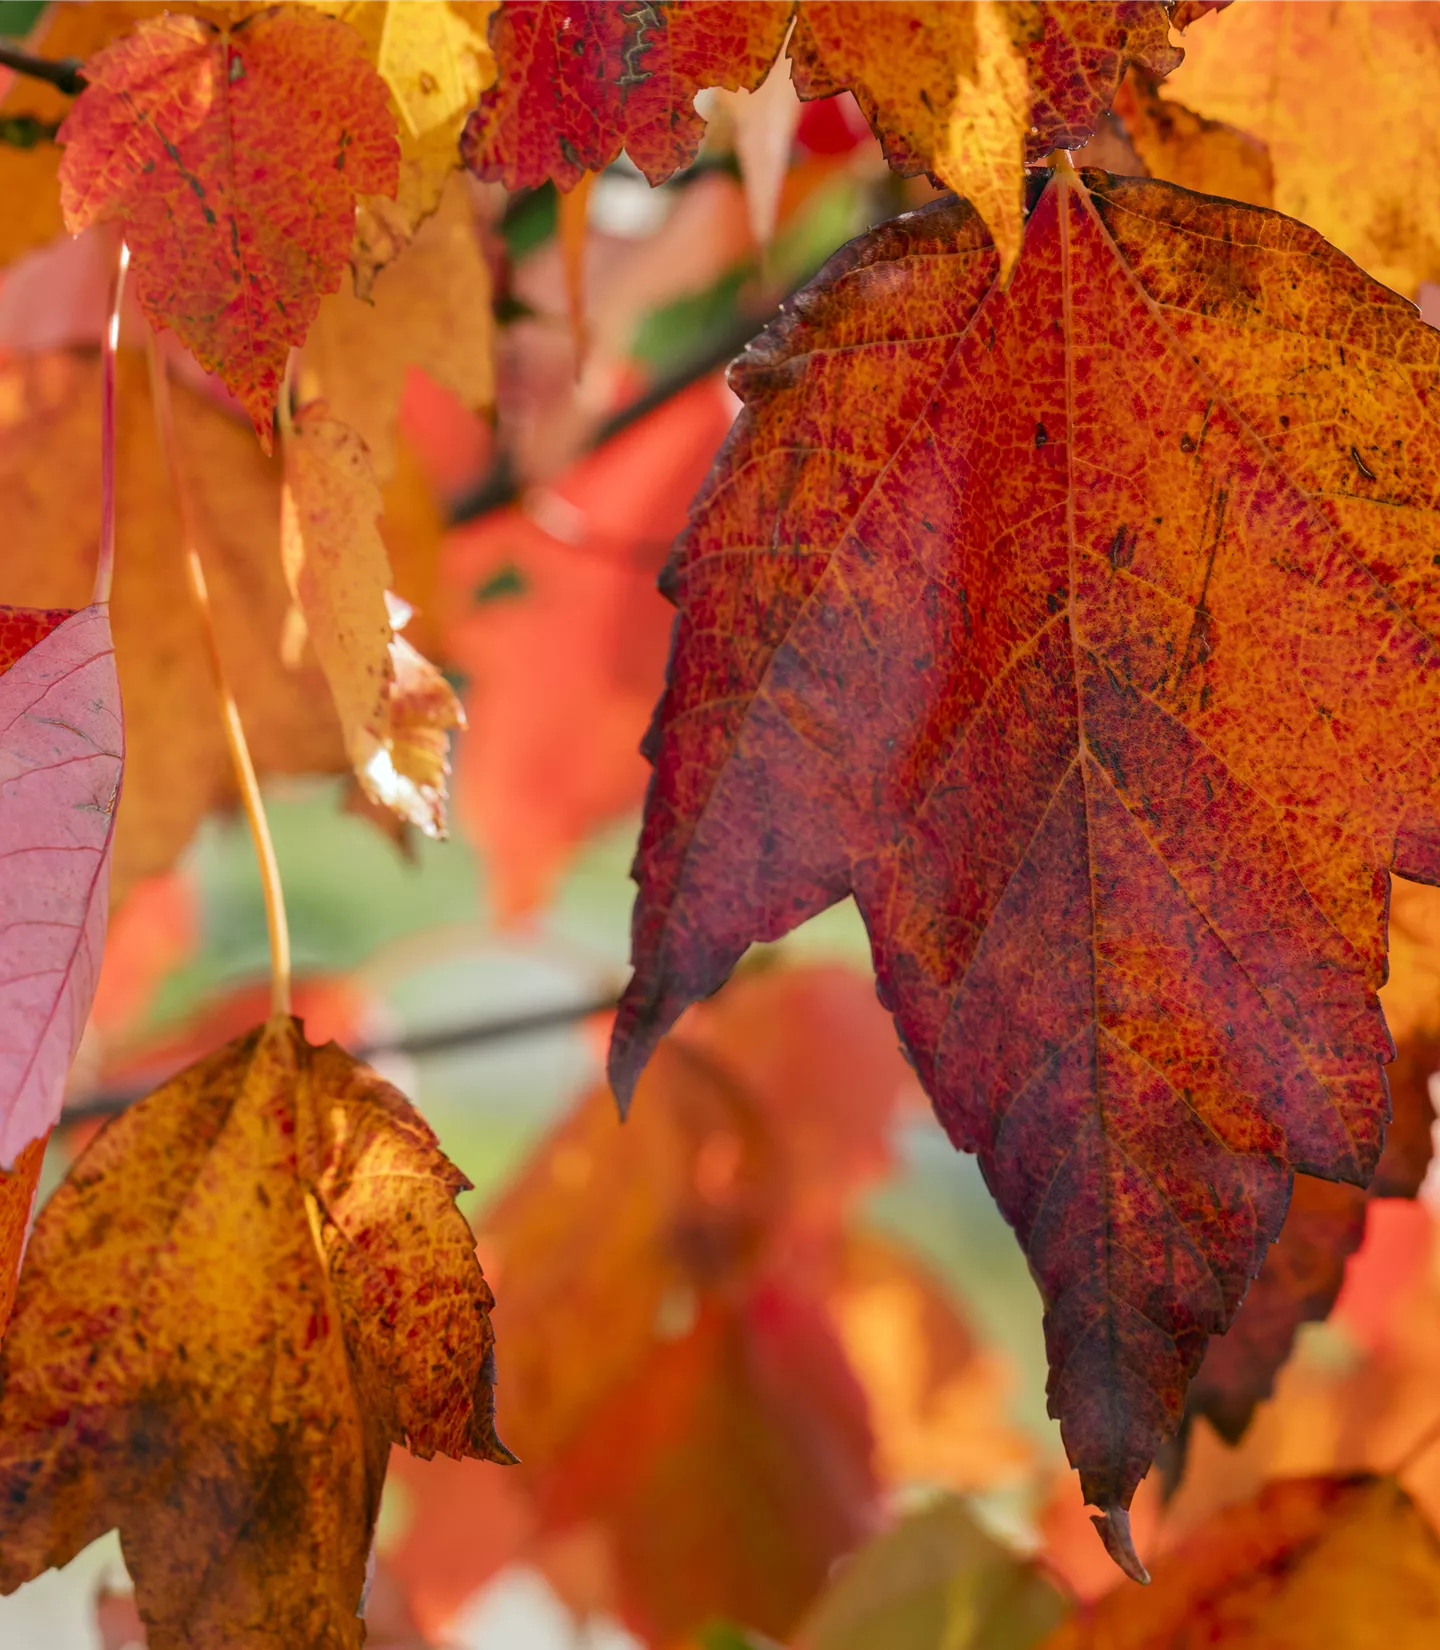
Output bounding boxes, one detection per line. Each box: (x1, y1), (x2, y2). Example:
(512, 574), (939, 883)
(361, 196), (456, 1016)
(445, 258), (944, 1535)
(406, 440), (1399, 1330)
(0, 113), (61, 147)
(60, 989), (622, 1124)
(0, 41), (87, 96)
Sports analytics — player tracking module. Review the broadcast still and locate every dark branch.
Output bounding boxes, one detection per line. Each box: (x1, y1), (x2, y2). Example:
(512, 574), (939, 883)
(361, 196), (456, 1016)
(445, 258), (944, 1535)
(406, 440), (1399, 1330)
(0, 112), (61, 147)
(61, 989), (622, 1124)
(0, 41), (87, 96)
(448, 308), (763, 526)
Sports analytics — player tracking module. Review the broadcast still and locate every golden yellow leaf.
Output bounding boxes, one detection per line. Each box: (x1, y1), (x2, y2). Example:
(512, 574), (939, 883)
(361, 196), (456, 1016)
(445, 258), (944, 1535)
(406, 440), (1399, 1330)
(933, 0), (1032, 280)
(0, 147), (70, 276)
(306, 171), (493, 484)
(0, 1019), (509, 1650)
(830, 1231), (1032, 1496)
(1163, 0), (1440, 294)
(282, 403), (396, 766)
(321, 1), (498, 295)
(281, 404), (462, 836)
(0, 3), (169, 270)
(1110, 71), (1273, 210)
(0, 351), (345, 901)
(1382, 878), (1440, 1044)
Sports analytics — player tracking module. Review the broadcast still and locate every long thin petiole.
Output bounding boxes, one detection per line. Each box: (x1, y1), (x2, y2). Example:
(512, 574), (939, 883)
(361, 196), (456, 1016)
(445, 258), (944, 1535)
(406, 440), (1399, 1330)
(93, 238), (130, 606)
(144, 330), (293, 1019)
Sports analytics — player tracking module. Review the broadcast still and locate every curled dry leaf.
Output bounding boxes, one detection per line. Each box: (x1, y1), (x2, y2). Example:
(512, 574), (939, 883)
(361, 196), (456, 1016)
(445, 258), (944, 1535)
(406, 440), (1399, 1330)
(376, 592), (467, 841)
(463, 1), (1176, 276)
(609, 165), (1440, 1567)
(0, 351), (345, 902)
(1037, 1476), (1440, 1648)
(306, 171), (494, 484)
(0, 606), (122, 1166)
(0, 1018), (510, 1650)
(710, 42), (805, 251)
(56, 8), (399, 445)
(282, 405), (463, 837)
(1163, 0), (1440, 297)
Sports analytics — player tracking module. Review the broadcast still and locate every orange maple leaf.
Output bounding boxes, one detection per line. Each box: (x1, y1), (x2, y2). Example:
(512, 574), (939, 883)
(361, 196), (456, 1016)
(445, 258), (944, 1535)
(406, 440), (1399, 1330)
(56, 9), (399, 446)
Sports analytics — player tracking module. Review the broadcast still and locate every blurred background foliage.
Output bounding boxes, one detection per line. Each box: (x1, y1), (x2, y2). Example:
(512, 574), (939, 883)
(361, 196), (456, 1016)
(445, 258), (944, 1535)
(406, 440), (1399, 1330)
(5, 2), (1440, 1646)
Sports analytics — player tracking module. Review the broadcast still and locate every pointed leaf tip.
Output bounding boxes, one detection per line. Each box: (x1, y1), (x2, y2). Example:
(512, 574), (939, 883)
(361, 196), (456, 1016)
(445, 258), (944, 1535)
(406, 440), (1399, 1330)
(1092, 1503), (1150, 1585)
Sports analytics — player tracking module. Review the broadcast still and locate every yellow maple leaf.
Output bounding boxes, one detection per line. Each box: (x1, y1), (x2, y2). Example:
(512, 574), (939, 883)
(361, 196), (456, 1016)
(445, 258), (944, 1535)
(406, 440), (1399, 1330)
(281, 403), (463, 837)
(1164, 0), (1440, 295)
(306, 171), (494, 484)
(323, 1), (499, 294)
(0, 1019), (510, 1649)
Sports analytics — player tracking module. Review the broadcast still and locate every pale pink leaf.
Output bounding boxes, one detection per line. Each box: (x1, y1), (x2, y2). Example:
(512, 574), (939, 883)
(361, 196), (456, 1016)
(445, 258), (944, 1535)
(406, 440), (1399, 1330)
(0, 606), (123, 1166)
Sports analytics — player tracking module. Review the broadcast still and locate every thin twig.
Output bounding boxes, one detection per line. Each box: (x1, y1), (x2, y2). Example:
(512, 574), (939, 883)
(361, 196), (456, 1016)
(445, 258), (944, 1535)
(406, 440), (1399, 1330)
(0, 113), (61, 147)
(1393, 1407), (1440, 1478)
(447, 309), (762, 526)
(61, 990), (622, 1123)
(93, 239), (130, 606)
(145, 331), (294, 1019)
(0, 41), (86, 96)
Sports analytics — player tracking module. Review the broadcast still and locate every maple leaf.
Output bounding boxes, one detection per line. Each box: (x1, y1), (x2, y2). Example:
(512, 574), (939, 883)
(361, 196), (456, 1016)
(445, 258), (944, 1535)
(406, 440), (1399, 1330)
(56, 8), (399, 446)
(281, 403), (464, 836)
(0, 351), (343, 900)
(1169, 0), (1231, 27)
(305, 171), (494, 485)
(460, 0), (795, 193)
(0, 3), (169, 272)
(1038, 1475), (1440, 1647)
(829, 1231), (1033, 1496)
(608, 164), (1440, 1562)
(446, 376), (736, 916)
(1163, 0), (1440, 298)
(477, 964), (911, 1641)
(0, 1137), (46, 1342)
(1, 350), (443, 899)
(0, 1018), (510, 1650)
(1110, 70), (1273, 211)
(794, 1494), (1068, 1650)
(322, 0), (498, 295)
(463, 2), (1176, 274)
(1184, 880), (1440, 1444)
(0, 604), (122, 1165)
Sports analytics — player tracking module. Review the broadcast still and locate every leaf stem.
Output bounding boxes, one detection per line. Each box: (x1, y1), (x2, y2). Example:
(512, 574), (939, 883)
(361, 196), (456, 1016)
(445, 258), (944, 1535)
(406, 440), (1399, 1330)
(93, 238), (130, 606)
(0, 41), (86, 96)
(558, 170), (595, 375)
(144, 331), (293, 1019)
